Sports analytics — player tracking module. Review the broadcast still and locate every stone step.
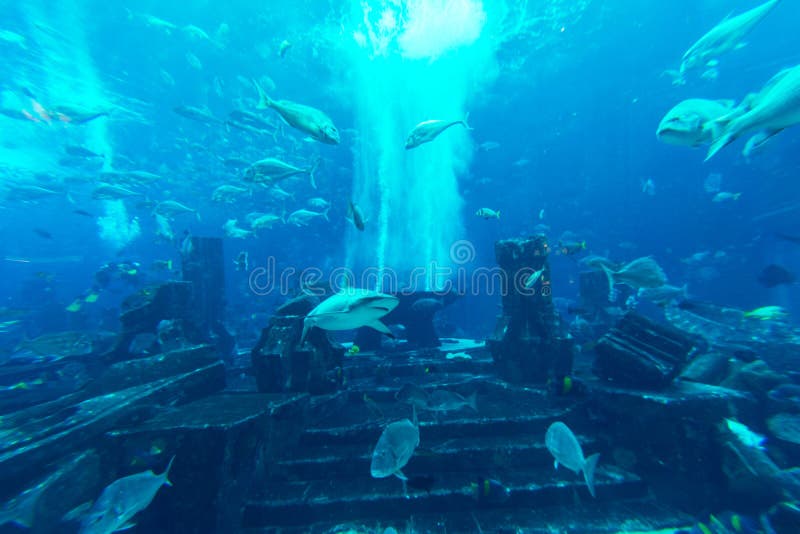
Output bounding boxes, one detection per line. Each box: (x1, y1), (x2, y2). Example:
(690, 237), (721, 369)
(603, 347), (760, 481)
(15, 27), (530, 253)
(243, 466), (645, 529)
(277, 432), (595, 481)
(299, 407), (573, 450)
(242, 498), (693, 533)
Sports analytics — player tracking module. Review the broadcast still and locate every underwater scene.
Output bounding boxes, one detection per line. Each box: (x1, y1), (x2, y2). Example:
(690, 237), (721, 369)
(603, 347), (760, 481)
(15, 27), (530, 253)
(1, 0), (800, 532)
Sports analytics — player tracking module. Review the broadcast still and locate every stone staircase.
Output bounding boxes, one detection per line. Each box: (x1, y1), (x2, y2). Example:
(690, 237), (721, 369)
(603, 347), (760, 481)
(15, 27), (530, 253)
(240, 340), (696, 533)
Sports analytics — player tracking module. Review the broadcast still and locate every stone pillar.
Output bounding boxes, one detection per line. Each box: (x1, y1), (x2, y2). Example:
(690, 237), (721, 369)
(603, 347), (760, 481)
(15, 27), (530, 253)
(487, 236), (574, 383)
(181, 237), (225, 337)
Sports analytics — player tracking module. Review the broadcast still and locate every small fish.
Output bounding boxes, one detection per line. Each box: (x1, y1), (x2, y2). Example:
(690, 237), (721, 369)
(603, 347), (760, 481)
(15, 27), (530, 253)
(558, 241), (587, 255)
(73, 209), (94, 217)
(348, 201), (366, 231)
(712, 192), (741, 202)
(33, 228), (53, 240)
(470, 477), (510, 504)
(395, 383), (430, 410)
(152, 260), (173, 271)
(425, 390), (477, 413)
(525, 267), (546, 289)
(725, 418), (766, 450)
(743, 305), (788, 321)
(278, 39), (292, 58)
(476, 208), (500, 220)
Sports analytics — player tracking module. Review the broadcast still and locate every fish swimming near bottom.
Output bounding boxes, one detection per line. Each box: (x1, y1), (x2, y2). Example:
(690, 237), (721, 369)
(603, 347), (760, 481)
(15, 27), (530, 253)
(370, 411), (420, 485)
(545, 421), (600, 498)
(80, 456), (174, 534)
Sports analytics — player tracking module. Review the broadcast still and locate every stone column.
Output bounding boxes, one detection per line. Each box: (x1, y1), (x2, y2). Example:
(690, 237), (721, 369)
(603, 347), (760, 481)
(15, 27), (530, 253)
(487, 236), (574, 383)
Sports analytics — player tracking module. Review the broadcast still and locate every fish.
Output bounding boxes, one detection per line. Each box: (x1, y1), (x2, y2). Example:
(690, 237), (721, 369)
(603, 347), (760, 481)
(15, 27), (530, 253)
(223, 219), (253, 239)
(286, 209), (328, 227)
(525, 267), (546, 289)
(602, 256), (667, 292)
(370, 412), (420, 485)
(91, 183), (141, 200)
(725, 418), (766, 450)
(80, 456), (174, 534)
(33, 228), (53, 240)
(712, 192), (741, 202)
(307, 197), (329, 210)
(405, 114), (471, 149)
(707, 63), (800, 160)
(656, 99), (737, 147)
(395, 383), (430, 410)
(637, 284), (688, 306)
(253, 79), (340, 144)
(227, 110), (277, 133)
(128, 333), (158, 355)
(244, 157), (319, 188)
(558, 241), (587, 255)
(757, 264), (795, 288)
(766, 413), (800, 446)
(425, 390), (477, 413)
(743, 305), (788, 321)
(475, 208), (500, 220)
(234, 251), (249, 272)
(154, 213), (175, 242)
(279, 39), (292, 58)
(470, 477), (510, 504)
(211, 185), (251, 203)
(679, 0), (782, 80)
(348, 201), (366, 231)
(545, 421), (600, 498)
(65, 145), (104, 158)
(5, 184), (60, 201)
(49, 105), (110, 124)
(250, 213), (284, 230)
(154, 200), (200, 221)
(410, 298), (443, 314)
(73, 209), (94, 217)
(301, 289), (399, 344)
(173, 105), (223, 125)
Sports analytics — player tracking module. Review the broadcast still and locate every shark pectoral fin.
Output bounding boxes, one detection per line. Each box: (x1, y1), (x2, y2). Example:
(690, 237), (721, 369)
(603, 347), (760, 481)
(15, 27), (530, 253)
(368, 319), (393, 337)
(706, 130), (736, 161)
(118, 522), (137, 531)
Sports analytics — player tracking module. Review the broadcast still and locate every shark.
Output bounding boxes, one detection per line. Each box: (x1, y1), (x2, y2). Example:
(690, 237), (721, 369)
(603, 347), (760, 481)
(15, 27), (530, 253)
(679, 0), (782, 81)
(301, 289), (398, 344)
(707, 63), (800, 160)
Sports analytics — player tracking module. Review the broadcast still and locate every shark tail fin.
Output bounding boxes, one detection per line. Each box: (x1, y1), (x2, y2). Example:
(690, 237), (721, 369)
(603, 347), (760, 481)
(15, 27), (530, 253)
(583, 453), (600, 498)
(322, 207), (330, 221)
(251, 79), (271, 110)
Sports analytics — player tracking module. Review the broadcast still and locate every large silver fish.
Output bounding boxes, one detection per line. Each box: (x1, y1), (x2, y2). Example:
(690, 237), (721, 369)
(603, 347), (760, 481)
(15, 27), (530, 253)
(707, 64), (800, 160)
(370, 412), (419, 482)
(80, 456), (174, 534)
(252, 79), (339, 144)
(545, 422), (600, 498)
(680, 0), (782, 79)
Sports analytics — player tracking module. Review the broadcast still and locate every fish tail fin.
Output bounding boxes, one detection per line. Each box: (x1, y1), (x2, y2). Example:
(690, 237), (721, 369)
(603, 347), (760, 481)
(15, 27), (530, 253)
(705, 118), (738, 161)
(195, 210), (202, 222)
(322, 207), (329, 221)
(163, 455), (176, 487)
(463, 111), (473, 130)
(308, 157), (320, 189)
(466, 391), (478, 412)
(496, 210), (501, 219)
(734, 193), (742, 200)
(251, 78), (271, 110)
(583, 453), (600, 498)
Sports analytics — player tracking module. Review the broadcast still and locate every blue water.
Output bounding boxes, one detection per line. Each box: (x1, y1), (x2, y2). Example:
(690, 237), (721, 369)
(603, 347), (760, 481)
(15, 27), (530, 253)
(1, 0), (798, 333)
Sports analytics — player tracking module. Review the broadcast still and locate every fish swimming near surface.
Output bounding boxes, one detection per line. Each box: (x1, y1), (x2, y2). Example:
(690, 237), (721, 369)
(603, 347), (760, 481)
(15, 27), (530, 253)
(545, 421), (600, 498)
(80, 456), (174, 534)
(679, 0), (782, 81)
(707, 63), (800, 160)
(656, 99), (737, 147)
(301, 289), (399, 344)
(405, 114), (471, 149)
(252, 79), (340, 144)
